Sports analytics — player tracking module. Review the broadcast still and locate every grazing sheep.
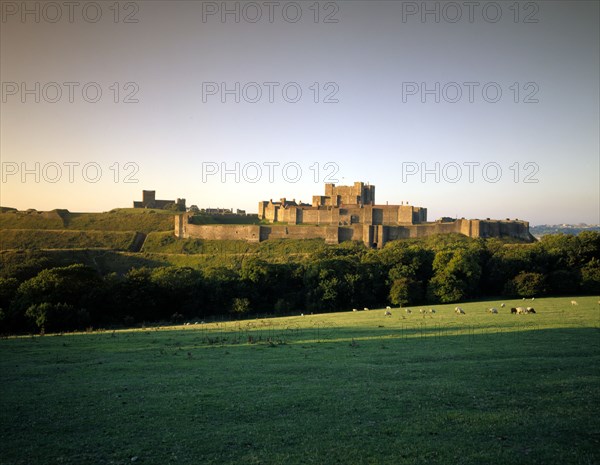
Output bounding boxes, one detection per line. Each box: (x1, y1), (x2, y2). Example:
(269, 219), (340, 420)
(571, 300), (578, 306)
(526, 307), (536, 313)
(419, 308), (425, 314)
(353, 309), (357, 312)
(455, 307), (465, 314)
(386, 306), (391, 310)
(511, 307), (518, 314)
(488, 308), (498, 314)
(429, 308), (436, 313)
(384, 310), (392, 316)
(500, 303), (506, 308)
(364, 307), (369, 311)
(405, 308), (412, 314)
(516, 307), (527, 314)
(531, 297), (535, 301)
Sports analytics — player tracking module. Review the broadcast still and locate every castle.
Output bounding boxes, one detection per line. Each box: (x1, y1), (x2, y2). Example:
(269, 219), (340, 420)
(258, 182), (427, 226)
(175, 182), (533, 247)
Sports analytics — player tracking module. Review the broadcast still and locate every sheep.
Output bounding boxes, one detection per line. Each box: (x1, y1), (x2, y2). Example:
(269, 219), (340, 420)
(364, 307), (369, 311)
(571, 300), (578, 306)
(352, 308), (357, 312)
(526, 307), (536, 314)
(455, 307), (465, 314)
(405, 308), (412, 314)
(510, 307), (518, 314)
(516, 307), (527, 314)
(500, 303), (506, 308)
(429, 308), (436, 313)
(419, 308), (425, 314)
(488, 308), (498, 314)
(384, 310), (392, 316)
(386, 306), (391, 310)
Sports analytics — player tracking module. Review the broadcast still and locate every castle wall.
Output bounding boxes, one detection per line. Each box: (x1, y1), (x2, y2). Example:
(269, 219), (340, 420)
(181, 223), (261, 242)
(259, 225), (338, 243)
(177, 217), (532, 246)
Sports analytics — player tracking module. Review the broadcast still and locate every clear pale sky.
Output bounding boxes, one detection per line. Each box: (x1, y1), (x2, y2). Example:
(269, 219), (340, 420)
(1, 1), (598, 225)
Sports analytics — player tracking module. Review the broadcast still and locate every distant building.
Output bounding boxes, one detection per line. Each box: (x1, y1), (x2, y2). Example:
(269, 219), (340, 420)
(203, 208), (233, 215)
(133, 190), (185, 211)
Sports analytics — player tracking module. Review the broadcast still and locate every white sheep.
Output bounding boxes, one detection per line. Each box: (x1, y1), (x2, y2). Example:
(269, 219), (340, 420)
(364, 307), (369, 311)
(488, 308), (498, 314)
(352, 309), (357, 312)
(405, 308), (412, 314)
(429, 308), (436, 313)
(386, 306), (391, 310)
(500, 303), (506, 308)
(455, 307), (465, 314)
(571, 300), (578, 306)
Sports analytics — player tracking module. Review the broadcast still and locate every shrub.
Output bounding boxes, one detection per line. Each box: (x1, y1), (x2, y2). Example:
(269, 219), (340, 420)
(231, 297), (251, 314)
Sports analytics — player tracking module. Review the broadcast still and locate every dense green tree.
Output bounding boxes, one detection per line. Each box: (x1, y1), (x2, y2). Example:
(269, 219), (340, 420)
(25, 302), (86, 333)
(389, 277), (423, 306)
(149, 266), (203, 317)
(546, 270), (580, 295)
(13, 264), (101, 312)
(507, 271), (546, 298)
(426, 247), (482, 303)
(580, 258), (600, 294)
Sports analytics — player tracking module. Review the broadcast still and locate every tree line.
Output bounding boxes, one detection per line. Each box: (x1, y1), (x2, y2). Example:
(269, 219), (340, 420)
(0, 232), (598, 334)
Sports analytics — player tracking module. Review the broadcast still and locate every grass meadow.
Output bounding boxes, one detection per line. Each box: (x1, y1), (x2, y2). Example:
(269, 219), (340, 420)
(1, 297), (599, 465)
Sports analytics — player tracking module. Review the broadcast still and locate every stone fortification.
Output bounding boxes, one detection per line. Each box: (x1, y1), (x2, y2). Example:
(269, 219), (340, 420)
(175, 182), (533, 247)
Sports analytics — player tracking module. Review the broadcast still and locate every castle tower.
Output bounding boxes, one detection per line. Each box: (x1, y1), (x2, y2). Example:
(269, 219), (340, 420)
(142, 190), (156, 206)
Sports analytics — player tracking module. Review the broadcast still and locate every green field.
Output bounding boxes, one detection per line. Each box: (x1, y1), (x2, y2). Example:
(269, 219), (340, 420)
(0, 229), (137, 251)
(0, 209), (174, 233)
(1, 297), (599, 465)
(142, 233), (324, 258)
